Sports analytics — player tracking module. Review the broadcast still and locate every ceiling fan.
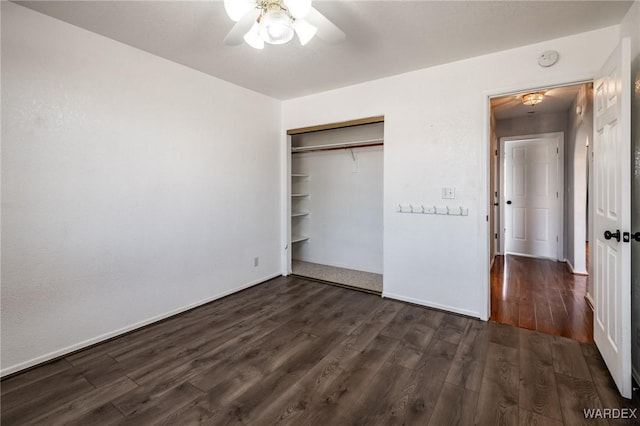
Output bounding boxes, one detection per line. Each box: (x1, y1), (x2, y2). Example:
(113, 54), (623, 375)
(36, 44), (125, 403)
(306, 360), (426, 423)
(223, 0), (345, 49)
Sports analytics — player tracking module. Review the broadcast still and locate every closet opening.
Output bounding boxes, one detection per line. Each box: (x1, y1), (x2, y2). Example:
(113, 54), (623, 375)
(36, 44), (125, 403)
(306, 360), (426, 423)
(286, 116), (384, 293)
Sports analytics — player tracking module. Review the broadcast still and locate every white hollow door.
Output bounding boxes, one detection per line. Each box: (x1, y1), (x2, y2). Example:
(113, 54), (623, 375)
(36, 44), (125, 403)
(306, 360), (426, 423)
(593, 38), (632, 399)
(503, 133), (563, 260)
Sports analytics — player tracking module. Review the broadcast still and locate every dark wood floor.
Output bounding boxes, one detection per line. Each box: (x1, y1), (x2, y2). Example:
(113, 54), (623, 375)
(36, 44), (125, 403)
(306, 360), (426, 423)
(2, 276), (638, 425)
(491, 254), (594, 343)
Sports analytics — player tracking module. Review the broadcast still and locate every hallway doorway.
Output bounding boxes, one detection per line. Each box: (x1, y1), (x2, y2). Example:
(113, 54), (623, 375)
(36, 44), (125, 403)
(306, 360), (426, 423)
(488, 83), (592, 342)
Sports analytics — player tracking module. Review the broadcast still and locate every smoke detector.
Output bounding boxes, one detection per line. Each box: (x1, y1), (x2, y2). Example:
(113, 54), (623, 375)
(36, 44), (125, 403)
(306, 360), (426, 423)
(538, 50), (559, 67)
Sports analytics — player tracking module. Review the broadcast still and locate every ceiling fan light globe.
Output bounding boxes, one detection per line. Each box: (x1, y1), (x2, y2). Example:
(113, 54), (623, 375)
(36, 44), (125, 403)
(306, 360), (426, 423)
(243, 21), (264, 49)
(224, 0), (254, 22)
(260, 9), (294, 44)
(284, 0), (312, 18)
(294, 19), (317, 45)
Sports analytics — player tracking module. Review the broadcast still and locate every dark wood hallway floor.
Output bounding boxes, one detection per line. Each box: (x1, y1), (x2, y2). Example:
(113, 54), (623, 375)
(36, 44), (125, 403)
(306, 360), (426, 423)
(491, 254), (593, 343)
(2, 276), (637, 425)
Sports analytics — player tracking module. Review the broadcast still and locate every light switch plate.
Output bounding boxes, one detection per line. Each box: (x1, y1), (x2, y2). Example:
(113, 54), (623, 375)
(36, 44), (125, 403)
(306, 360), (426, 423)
(442, 187), (455, 199)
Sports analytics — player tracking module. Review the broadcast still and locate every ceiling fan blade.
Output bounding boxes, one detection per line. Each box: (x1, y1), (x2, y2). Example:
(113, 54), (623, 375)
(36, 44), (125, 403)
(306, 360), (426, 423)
(305, 7), (345, 44)
(224, 9), (258, 46)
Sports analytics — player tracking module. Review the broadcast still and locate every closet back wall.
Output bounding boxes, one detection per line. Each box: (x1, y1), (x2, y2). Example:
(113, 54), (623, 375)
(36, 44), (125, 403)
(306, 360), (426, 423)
(1, 3), (282, 375)
(292, 149), (383, 273)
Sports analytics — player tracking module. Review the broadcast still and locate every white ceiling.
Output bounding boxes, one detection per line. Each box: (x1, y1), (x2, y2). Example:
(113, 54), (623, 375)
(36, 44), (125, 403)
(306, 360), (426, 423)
(15, 1), (633, 100)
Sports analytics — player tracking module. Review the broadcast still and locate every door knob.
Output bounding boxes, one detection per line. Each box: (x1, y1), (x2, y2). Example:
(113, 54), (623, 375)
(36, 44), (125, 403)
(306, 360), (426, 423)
(631, 232), (640, 242)
(604, 229), (621, 242)
(506, 200), (512, 205)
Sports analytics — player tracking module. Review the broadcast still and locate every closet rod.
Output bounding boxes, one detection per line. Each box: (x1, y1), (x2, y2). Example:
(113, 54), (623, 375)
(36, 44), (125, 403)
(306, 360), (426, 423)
(291, 138), (384, 154)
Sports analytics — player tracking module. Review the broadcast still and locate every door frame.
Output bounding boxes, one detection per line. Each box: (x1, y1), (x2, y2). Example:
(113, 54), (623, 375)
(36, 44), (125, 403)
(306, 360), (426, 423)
(481, 78), (593, 321)
(499, 132), (565, 261)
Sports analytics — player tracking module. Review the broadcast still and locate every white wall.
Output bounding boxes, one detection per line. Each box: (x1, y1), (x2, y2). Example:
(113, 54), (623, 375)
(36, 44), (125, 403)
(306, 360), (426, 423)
(495, 112), (568, 140)
(1, 3), (282, 375)
(282, 26), (619, 319)
(619, 0), (640, 384)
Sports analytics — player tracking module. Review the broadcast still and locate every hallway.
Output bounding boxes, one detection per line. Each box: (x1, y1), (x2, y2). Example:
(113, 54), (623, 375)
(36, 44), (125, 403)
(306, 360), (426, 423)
(490, 255), (593, 343)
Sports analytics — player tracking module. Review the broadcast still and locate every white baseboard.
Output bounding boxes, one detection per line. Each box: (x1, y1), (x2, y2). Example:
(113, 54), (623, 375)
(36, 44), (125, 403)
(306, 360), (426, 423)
(382, 292), (481, 319)
(585, 292), (595, 311)
(505, 251), (559, 262)
(0, 272), (281, 378)
(565, 259), (588, 275)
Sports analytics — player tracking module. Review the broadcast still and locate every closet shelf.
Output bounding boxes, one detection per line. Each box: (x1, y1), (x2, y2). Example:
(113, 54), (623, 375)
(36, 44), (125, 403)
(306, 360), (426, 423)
(292, 211), (309, 217)
(291, 138), (384, 153)
(292, 235), (309, 243)
(291, 174), (309, 177)
(291, 193), (309, 197)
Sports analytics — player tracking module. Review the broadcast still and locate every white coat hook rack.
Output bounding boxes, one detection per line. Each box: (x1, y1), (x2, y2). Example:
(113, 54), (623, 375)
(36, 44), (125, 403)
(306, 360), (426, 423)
(397, 203), (469, 216)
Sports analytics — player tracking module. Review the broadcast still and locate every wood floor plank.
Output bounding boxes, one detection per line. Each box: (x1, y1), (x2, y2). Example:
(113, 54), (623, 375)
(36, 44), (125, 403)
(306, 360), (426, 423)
(342, 301), (404, 352)
(446, 318), (490, 392)
(25, 377), (137, 425)
(1, 369), (95, 425)
(116, 382), (204, 425)
(340, 361), (416, 426)
(433, 313), (469, 345)
(387, 339), (424, 370)
(403, 323), (437, 349)
(379, 304), (423, 339)
(0, 359), (72, 395)
(72, 354), (127, 388)
(555, 373), (607, 426)
(419, 337), (459, 374)
(474, 342), (520, 426)
(519, 327), (553, 360)
(285, 334), (401, 426)
(299, 289), (382, 337)
(445, 339), (488, 392)
(518, 347), (562, 421)
(519, 290), (537, 331)
(428, 382), (479, 426)
(401, 361), (449, 425)
(206, 331), (350, 425)
(488, 321), (520, 349)
(579, 342), (602, 360)
(518, 408), (564, 426)
(551, 335), (592, 381)
(244, 339), (360, 425)
(63, 403), (125, 426)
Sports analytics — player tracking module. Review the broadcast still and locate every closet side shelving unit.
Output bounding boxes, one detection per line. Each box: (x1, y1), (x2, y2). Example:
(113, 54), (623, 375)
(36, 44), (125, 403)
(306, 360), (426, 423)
(291, 173), (310, 245)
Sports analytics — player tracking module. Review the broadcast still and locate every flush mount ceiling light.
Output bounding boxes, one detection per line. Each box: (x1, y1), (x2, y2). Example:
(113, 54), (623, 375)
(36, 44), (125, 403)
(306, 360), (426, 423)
(522, 92), (544, 106)
(223, 0), (345, 49)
